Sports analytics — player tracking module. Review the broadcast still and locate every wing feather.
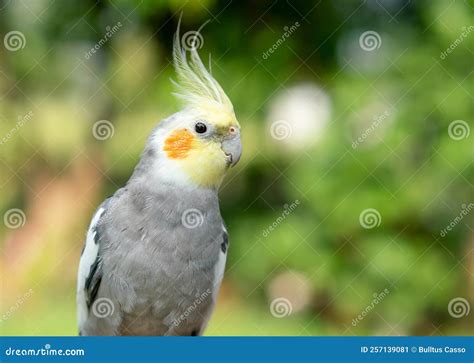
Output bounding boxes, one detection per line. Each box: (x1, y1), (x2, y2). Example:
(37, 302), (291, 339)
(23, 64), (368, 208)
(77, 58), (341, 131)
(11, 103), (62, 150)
(77, 203), (108, 331)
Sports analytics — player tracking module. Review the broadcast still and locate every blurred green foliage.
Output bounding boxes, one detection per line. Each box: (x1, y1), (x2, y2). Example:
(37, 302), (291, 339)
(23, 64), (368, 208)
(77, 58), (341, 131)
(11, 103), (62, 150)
(0, 0), (473, 335)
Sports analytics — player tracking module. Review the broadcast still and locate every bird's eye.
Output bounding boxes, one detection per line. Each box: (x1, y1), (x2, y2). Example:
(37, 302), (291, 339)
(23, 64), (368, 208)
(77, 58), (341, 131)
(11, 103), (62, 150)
(195, 122), (207, 134)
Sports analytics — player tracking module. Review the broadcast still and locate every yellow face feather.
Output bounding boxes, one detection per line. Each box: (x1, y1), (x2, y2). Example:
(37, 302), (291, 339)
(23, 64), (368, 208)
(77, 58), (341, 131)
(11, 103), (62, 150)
(179, 139), (230, 188)
(163, 107), (239, 188)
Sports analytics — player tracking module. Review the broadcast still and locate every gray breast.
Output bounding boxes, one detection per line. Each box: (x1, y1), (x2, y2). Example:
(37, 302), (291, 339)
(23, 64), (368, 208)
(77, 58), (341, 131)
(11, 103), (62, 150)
(99, 182), (224, 335)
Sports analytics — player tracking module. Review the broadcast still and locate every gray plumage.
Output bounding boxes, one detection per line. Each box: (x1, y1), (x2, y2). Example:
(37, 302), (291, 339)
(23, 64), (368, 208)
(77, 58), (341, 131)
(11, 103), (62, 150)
(77, 113), (234, 336)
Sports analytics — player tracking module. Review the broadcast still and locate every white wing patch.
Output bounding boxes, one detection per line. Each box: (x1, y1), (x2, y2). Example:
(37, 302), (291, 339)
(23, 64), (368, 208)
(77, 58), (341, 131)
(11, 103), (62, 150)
(213, 225), (228, 297)
(77, 207), (105, 331)
(212, 247), (226, 299)
(198, 226), (228, 335)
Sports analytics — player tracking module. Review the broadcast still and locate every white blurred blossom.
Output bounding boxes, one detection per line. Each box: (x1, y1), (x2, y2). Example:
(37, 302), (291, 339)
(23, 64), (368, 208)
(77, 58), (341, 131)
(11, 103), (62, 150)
(267, 83), (331, 151)
(267, 270), (313, 314)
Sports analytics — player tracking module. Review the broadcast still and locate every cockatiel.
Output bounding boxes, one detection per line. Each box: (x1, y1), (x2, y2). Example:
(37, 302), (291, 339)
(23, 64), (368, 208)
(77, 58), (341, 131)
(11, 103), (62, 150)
(76, 27), (241, 336)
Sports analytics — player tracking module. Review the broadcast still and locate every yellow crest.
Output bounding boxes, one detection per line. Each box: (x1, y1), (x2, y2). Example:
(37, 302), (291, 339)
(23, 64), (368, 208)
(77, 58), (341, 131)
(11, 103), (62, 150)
(172, 21), (234, 118)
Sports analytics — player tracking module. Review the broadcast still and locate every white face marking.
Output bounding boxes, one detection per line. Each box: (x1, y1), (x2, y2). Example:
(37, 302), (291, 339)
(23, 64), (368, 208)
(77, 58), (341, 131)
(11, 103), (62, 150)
(148, 124), (199, 189)
(196, 226), (228, 335)
(77, 207), (105, 329)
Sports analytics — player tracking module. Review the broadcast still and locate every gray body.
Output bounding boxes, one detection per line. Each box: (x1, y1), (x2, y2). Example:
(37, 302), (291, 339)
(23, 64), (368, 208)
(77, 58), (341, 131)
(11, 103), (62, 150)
(78, 119), (229, 336)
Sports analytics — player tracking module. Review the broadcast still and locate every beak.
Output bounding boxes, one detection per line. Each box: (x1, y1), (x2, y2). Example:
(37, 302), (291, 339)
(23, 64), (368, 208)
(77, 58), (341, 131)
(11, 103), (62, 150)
(221, 133), (242, 167)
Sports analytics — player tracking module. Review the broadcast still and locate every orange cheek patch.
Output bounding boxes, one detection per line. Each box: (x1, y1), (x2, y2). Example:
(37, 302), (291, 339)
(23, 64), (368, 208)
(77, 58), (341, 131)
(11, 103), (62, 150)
(163, 129), (195, 159)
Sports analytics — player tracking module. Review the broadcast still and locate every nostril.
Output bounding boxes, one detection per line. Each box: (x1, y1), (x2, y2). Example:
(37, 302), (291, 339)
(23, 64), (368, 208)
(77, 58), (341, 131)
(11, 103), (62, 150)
(229, 126), (237, 134)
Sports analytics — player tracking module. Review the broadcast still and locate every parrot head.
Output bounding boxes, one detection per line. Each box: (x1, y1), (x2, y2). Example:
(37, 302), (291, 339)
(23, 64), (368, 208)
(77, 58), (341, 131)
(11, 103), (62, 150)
(146, 27), (241, 190)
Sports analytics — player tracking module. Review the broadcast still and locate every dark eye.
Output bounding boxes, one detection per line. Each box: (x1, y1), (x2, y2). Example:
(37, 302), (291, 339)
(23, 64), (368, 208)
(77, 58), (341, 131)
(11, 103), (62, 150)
(195, 122), (207, 134)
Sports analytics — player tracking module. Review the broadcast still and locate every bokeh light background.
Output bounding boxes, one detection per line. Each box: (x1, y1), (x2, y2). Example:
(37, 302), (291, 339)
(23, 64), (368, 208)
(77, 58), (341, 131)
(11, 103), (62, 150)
(1, 0), (473, 336)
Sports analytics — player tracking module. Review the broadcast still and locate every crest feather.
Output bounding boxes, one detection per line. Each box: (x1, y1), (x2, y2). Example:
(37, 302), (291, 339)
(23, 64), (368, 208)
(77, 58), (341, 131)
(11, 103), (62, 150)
(172, 22), (233, 112)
